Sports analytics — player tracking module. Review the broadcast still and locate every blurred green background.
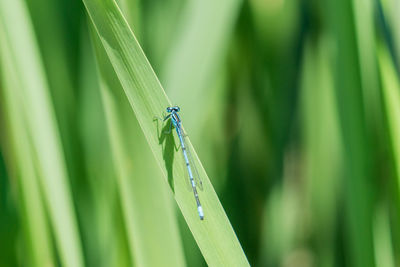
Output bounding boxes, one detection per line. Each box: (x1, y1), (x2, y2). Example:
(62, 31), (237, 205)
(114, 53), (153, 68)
(1, 0), (400, 266)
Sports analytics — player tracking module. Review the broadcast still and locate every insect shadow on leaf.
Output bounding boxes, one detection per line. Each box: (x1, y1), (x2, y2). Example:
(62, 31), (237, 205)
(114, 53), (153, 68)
(154, 115), (177, 193)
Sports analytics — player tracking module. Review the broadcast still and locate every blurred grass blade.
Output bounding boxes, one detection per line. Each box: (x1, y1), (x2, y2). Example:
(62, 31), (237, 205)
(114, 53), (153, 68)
(91, 27), (186, 267)
(24, 0), (83, 188)
(300, 36), (342, 267)
(78, 27), (127, 266)
(82, 0), (249, 265)
(0, 0), (84, 266)
(325, 0), (375, 266)
(378, 44), (400, 195)
(352, 0), (380, 125)
(373, 204), (395, 267)
(379, 0), (400, 67)
(162, 0), (242, 132)
(0, 28), (54, 267)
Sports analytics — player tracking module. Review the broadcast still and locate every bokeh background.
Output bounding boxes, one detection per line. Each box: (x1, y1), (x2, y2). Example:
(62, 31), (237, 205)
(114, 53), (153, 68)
(1, 0), (400, 266)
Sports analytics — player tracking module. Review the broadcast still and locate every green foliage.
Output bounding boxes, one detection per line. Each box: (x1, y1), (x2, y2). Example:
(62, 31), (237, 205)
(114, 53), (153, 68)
(1, 0), (400, 266)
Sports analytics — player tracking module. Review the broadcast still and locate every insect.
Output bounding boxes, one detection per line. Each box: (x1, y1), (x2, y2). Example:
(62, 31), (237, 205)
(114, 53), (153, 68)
(163, 106), (204, 220)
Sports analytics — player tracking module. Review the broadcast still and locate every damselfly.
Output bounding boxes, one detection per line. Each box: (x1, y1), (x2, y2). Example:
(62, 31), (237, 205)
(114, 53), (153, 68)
(164, 106), (204, 220)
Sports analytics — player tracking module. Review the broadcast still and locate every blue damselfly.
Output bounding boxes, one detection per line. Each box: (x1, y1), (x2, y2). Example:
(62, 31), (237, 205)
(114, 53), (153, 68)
(164, 106), (204, 220)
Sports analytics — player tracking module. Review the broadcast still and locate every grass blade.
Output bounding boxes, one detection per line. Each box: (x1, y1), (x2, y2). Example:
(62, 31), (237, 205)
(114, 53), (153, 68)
(325, 0), (375, 266)
(378, 44), (400, 200)
(0, 29), (54, 267)
(299, 36), (342, 267)
(162, 0), (242, 132)
(82, 0), (249, 265)
(91, 27), (186, 266)
(78, 27), (127, 266)
(0, 0), (84, 266)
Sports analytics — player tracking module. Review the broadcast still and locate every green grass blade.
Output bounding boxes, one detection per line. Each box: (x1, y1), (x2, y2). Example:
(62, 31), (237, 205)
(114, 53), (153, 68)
(82, 0), (249, 265)
(162, 0), (242, 132)
(379, 0), (400, 67)
(24, 0), (83, 188)
(0, 29), (54, 267)
(377, 40), (400, 266)
(78, 27), (127, 266)
(373, 204), (395, 267)
(378, 44), (400, 199)
(352, 0), (380, 125)
(91, 27), (186, 266)
(99, 4), (186, 264)
(299, 36), (342, 267)
(0, 0), (84, 266)
(325, 0), (375, 266)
